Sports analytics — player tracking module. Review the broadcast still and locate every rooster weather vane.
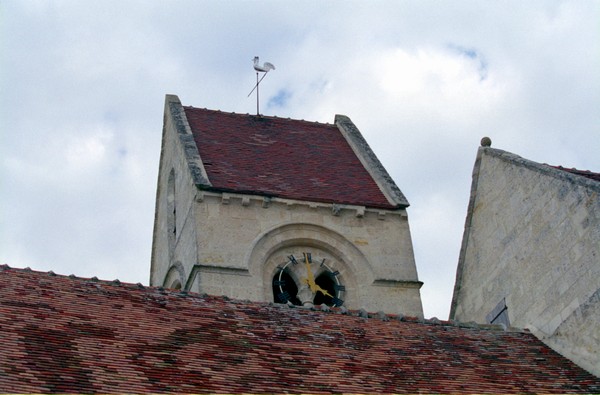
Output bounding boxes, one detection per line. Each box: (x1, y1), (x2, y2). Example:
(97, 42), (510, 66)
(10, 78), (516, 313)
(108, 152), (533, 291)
(247, 56), (275, 115)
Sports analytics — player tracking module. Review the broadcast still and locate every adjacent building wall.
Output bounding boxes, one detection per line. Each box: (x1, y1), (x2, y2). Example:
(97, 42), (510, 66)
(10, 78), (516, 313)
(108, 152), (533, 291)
(451, 144), (600, 376)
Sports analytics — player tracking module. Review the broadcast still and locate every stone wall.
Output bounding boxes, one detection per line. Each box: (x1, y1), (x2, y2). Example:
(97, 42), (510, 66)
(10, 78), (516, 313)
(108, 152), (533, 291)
(451, 146), (600, 376)
(150, 95), (203, 289)
(189, 192), (423, 315)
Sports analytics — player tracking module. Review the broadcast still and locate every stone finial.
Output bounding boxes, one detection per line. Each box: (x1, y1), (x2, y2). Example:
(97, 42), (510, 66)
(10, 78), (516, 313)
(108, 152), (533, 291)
(481, 137), (492, 147)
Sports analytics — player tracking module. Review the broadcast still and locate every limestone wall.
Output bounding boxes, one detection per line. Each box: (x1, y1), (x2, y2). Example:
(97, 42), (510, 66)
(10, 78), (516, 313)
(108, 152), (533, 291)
(151, 187), (423, 316)
(185, 192), (423, 315)
(150, 95), (202, 288)
(451, 146), (600, 376)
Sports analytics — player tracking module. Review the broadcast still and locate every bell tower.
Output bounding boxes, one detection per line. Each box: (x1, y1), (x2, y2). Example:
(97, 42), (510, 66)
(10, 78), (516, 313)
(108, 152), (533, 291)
(150, 94), (423, 316)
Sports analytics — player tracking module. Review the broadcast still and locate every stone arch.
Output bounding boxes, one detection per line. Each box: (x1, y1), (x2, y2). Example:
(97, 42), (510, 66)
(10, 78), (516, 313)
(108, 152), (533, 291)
(245, 223), (374, 309)
(162, 261), (186, 290)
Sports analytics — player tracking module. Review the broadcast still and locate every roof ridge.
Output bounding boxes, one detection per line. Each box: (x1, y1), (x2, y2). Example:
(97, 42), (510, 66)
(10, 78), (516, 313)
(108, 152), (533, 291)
(0, 264), (524, 333)
(549, 164), (600, 182)
(183, 106), (331, 125)
(0, 263), (152, 292)
(481, 147), (600, 191)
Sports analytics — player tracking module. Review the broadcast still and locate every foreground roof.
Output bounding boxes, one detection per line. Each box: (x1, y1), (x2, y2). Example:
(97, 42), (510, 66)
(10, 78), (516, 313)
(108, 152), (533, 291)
(1, 266), (598, 394)
(182, 105), (406, 209)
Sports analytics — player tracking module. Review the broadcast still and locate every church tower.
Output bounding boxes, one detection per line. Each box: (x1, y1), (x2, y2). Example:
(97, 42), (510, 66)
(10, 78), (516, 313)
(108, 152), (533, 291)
(150, 94), (423, 316)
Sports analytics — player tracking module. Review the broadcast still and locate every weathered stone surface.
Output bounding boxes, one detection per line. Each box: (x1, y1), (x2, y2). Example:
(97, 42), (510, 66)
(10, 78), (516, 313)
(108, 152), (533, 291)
(451, 146), (600, 376)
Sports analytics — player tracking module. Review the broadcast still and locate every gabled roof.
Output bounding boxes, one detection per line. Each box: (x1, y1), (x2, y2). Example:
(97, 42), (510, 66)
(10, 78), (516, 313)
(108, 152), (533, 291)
(1, 265), (598, 394)
(178, 102), (407, 209)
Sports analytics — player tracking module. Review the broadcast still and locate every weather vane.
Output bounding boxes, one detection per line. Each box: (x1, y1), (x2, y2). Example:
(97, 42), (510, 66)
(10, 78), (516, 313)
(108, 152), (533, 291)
(247, 56), (275, 115)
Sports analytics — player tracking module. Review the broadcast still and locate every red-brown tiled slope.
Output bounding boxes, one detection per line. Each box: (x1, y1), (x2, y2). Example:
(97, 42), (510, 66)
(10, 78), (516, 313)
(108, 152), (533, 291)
(1, 266), (599, 394)
(551, 165), (600, 182)
(184, 107), (396, 209)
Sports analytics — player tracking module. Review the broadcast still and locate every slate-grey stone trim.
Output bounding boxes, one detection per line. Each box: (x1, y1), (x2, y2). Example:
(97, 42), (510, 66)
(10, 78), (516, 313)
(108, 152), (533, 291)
(166, 95), (211, 187)
(335, 114), (410, 208)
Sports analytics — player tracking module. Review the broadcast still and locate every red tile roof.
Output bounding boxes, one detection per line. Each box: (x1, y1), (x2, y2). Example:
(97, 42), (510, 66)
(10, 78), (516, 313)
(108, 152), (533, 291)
(184, 107), (397, 209)
(551, 165), (600, 182)
(1, 266), (598, 393)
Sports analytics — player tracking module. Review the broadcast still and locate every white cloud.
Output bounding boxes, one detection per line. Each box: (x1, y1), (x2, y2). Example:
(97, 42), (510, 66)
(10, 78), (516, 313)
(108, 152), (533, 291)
(65, 129), (112, 170)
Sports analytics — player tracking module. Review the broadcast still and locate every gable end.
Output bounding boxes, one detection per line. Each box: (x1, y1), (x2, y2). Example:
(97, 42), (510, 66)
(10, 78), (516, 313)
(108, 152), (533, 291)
(165, 94), (211, 187)
(335, 115), (409, 208)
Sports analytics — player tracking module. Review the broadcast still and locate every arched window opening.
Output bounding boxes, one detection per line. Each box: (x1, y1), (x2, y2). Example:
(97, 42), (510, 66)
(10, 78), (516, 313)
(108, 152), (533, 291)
(313, 272), (336, 306)
(272, 271), (301, 306)
(169, 280), (182, 290)
(167, 169), (176, 255)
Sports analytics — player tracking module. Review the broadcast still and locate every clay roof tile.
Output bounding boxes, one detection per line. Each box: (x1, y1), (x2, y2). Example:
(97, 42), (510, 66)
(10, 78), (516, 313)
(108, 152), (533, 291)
(0, 266), (599, 393)
(184, 107), (400, 209)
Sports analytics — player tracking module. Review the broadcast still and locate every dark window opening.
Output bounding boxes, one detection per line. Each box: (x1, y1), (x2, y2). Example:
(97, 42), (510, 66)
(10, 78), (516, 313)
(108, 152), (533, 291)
(167, 169), (176, 254)
(272, 271), (301, 306)
(313, 272), (336, 306)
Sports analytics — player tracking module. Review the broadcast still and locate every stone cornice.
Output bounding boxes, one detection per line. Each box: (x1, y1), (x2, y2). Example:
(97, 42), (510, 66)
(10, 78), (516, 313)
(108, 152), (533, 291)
(195, 189), (408, 219)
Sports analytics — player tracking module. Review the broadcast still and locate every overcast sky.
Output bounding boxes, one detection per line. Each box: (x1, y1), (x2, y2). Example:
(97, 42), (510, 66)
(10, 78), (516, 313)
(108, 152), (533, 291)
(1, 1), (599, 319)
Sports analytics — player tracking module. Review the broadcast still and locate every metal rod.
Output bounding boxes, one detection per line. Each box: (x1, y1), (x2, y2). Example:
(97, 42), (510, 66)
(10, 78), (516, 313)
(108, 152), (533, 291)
(247, 72), (269, 97)
(248, 72), (270, 116)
